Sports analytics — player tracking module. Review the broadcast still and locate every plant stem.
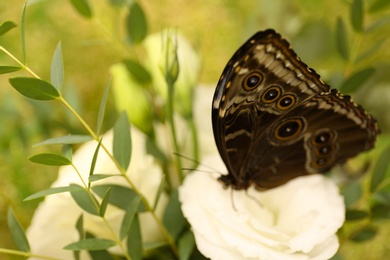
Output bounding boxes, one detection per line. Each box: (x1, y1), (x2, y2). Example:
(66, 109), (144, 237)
(0, 46), (40, 78)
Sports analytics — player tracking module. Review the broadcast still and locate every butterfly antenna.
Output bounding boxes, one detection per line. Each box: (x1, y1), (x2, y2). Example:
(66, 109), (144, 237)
(173, 152), (225, 175)
(245, 189), (263, 208)
(231, 188), (238, 212)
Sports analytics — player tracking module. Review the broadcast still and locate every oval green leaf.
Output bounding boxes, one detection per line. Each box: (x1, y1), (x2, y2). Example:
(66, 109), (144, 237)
(0, 66), (22, 74)
(340, 67), (376, 93)
(33, 135), (93, 147)
(97, 79), (111, 135)
(7, 207), (30, 252)
(342, 181), (362, 208)
(370, 146), (390, 192)
(64, 238), (116, 250)
(369, 0), (390, 13)
(346, 209), (369, 221)
(178, 231), (195, 260)
(9, 77), (60, 100)
(70, 0), (92, 18)
(92, 184), (146, 212)
(89, 174), (117, 182)
(372, 190), (390, 206)
(99, 187), (111, 217)
(127, 215), (142, 260)
(70, 185), (99, 216)
(120, 195), (141, 239)
(123, 59), (152, 84)
(349, 226), (377, 242)
(29, 153), (72, 166)
(113, 111), (132, 171)
(24, 185), (84, 201)
(0, 21), (17, 36)
(51, 41), (64, 93)
(351, 0), (364, 32)
(163, 189), (186, 239)
(371, 204), (390, 220)
(126, 2), (148, 44)
(336, 18), (350, 61)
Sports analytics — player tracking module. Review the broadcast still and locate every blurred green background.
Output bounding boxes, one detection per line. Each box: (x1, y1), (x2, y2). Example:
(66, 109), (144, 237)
(1, 0), (390, 259)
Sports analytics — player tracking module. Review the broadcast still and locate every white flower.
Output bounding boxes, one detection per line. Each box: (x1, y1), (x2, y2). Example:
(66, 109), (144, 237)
(179, 155), (346, 260)
(26, 128), (168, 259)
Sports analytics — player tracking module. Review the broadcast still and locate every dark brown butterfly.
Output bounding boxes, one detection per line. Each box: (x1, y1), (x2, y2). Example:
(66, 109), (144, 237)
(212, 29), (380, 190)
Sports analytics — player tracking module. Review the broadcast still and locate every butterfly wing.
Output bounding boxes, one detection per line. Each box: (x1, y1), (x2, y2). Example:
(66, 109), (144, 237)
(246, 89), (379, 189)
(212, 29), (380, 190)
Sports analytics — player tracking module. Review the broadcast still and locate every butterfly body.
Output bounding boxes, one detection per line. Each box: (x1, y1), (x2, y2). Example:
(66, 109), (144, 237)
(212, 29), (380, 190)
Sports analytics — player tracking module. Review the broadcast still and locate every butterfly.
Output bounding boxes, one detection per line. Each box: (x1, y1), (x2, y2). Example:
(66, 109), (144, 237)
(212, 29), (380, 190)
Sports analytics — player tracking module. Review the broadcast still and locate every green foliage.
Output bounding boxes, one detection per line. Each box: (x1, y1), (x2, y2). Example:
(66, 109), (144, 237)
(29, 153), (72, 166)
(0, 21), (17, 36)
(126, 2), (148, 44)
(69, 0), (93, 18)
(113, 111), (132, 171)
(9, 77), (60, 100)
(24, 185), (84, 201)
(7, 208), (30, 252)
(64, 238), (116, 250)
(163, 189), (187, 240)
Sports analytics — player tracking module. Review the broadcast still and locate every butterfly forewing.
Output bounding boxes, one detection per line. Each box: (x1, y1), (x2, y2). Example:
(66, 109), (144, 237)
(212, 29), (380, 190)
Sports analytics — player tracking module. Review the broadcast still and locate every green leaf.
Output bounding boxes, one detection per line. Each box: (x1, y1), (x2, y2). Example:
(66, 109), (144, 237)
(0, 66), (23, 75)
(97, 79), (111, 135)
(21, 3), (27, 64)
(64, 238), (116, 250)
(163, 189), (186, 239)
(89, 138), (102, 186)
(51, 42), (64, 93)
(76, 214), (84, 240)
(99, 187), (111, 217)
(178, 231), (195, 260)
(153, 175), (166, 210)
(92, 184), (146, 212)
(7, 207), (30, 252)
(70, 0), (93, 18)
(372, 190), (390, 206)
(86, 233), (114, 259)
(370, 146), (390, 192)
(349, 226), (377, 242)
(24, 185), (84, 201)
(127, 215), (142, 260)
(0, 21), (17, 36)
(336, 17), (350, 61)
(123, 59), (152, 84)
(342, 181), (362, 208)
(89, 174), (117, 182)
(70, 185), (99, 216)
(74, 214), (84, 260)
(62, 144), (73, 161)
(33, 135), (93, 147)
(0, 66), (22, 74)
(369, 0), (390, 13)
(113, 111), (132, 170)
(9, 77), (60, 100)
(29, 153), (72, 166)
(120, 195), (141, 239)
(371, 204), (390, 220)
(126, 2), (148, 43)
(346, 209), (369, 221)
(351, 0), (364, 32)
(339, 67), (376, 93)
